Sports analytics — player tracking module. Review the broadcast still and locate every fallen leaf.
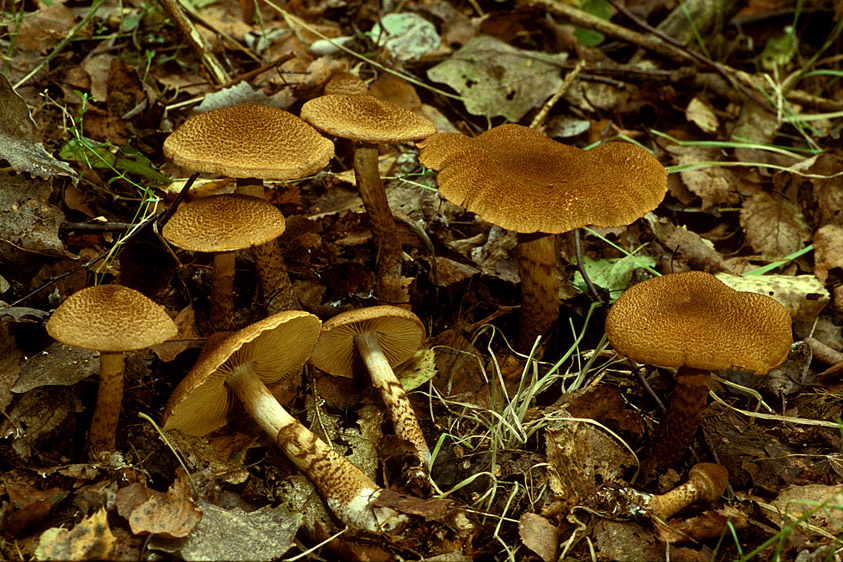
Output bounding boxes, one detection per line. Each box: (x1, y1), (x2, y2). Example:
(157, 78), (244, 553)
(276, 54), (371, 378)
(667, 144), (742, 208)
(740, 191), (811, 258)
(35, 508), (115, 561)
(395, 348), (438, 391)
(427, 35), (568, 122)
(771, 484), (843, 535)
(519, 512), (558, 562)
(714, 273), (829, 323)
(148, 500), (301, 561)
(11, 342), (97, 393)
(119, 472), (202, 539)
(814, 224), (843, 283)
(0, 172), (70, 257)
(685, 97), (718, 133)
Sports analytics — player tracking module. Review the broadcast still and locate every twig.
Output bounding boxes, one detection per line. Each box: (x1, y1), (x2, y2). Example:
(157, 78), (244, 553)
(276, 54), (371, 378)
(157, 0), (230, 85)
(530, 60), (586, 129)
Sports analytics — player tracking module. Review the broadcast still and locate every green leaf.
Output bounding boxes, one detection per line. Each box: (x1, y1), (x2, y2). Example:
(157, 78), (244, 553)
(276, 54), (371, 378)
(574, 0), (612, 47)
(572, 253), (656, 297)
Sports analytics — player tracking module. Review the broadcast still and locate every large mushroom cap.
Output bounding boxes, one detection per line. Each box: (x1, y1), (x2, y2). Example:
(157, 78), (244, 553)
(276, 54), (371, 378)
(417, 124), (667, 234)
(310, 305), (425, 378)
(163, 103), (334, 180)
(300, 94), (436, 144)
(162, 194), (286, 253)
(605, 271), (793, 374)
(163, 310), (321, 436)
(46, 285), (177, 352)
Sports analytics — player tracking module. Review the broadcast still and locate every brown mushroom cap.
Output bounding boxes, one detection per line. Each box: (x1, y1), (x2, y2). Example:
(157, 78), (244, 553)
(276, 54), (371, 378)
(162, 194), (286, 253)
(605, 271), (793, 374)
(324, 71), (369, 96)
(300, 94), (435, 144)
(163, 104), (334, 180)
(417, 124), (667, 234)
(309, 305), (425, 378)
(163, 310), (321, 436)
(46, 285), (177, 352)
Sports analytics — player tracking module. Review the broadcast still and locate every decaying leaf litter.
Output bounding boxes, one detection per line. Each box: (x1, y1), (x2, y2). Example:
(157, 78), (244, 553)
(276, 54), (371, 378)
(1, 0), (843, 560)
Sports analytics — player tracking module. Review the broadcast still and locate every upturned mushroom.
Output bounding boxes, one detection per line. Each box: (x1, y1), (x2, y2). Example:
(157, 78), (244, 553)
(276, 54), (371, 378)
(163, 310), (406, 531)
(309, 306), (430, 474)
(300, 94), (436, 305)
(163, 103), (334, 314)
(605, 271), (793, 470)
(161, 194), (286, 332)
(46, 285), (177, 458)
(418, 124), (667, 352)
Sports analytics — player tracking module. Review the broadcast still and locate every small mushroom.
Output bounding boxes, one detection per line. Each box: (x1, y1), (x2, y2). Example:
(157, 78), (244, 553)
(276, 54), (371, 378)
(605, 271), (793, 470)
(163, 103), (334, 314)
(300, 94), (436, 305)
(309, 306), (430, 472)
(645, 463), (729, 520)
(418, 124), (667, 352)
(161, 194), (286, 332)
(163, 310), (406, 531)
(46, 285), (177, 458)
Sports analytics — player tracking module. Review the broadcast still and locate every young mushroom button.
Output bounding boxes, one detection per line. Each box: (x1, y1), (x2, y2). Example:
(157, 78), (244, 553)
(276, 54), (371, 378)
(309, 306), (430, 470)
(417, 124), (668, 352)
(300, 94), (436, 306)
(46, 285), (177, 459)
(163, 104), (335, 314)
(162, 311), (405, 531)
(604, 271), (793, 470)
(162, 194), (286, 332)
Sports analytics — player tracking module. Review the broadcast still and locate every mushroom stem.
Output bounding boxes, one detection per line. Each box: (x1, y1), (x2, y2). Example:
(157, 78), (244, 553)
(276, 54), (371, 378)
(515, 232), (559, 353)
(225, 362), (405, 531)
(87, 352), (125, 457)
(352, 144), (406, 306)
(652, 366), (711, 470)
(211, 251), (236, 332)
(235, 179), (300, 314)
(354, 331), (431, 467)
(647, 463), (729, 520)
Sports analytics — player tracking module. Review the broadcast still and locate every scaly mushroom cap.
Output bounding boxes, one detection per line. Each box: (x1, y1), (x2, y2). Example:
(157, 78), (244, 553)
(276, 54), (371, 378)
(47, 285), (177, 352)
(163, 103), (334, 180)
(324, 71), (369, 95)
(417, 124), (667, 234)
(309, 305), (425, 379)
(163, 311), (321, 436)
(161, 194), (286, 253)
(605, 271), (793, 374)
(300, 94), (435, 144)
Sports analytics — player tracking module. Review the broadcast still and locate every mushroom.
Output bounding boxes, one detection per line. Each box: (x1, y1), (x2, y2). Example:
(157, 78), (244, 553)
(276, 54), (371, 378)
(604, 271), (793, 470)
(161, 194), (286, 332)
(309, 306), (430, 472)
(46, 285), (177, 458)
(645, 463), (729, 520)
(417, 124), (667, 352)
(163, 103), (334, 314)
(300, 94), (436, 305)
(163, 310), (406, 531)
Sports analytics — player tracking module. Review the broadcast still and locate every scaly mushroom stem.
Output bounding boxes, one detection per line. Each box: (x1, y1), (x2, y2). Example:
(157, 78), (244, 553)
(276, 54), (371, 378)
(211, 251), (236, 332)
(354, 331), (431, 467)
(647, 463), (729, 520)
(515, 232), (559, 353)
(652, 366), (711, 470)
(352, 144), (407, 306)
(235, 179), (300, 314)
(87, 352), (125, 458)
(225, 362), (405, 531)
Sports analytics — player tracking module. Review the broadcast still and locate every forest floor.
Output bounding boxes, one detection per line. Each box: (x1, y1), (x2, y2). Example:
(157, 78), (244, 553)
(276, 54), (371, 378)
(1, 0), (843, 560)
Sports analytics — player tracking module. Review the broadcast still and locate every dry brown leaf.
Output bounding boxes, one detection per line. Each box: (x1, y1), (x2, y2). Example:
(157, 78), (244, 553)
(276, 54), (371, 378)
(771, 484), (843, 535)
(519, 512), (558, 562)
(151, 305), (200, 362)
(120, 472), (202, 539)
(667, 144), (742, 208)
(740, 191), (811, 258)
(814, 224), (843, 283)
(685, 97), (718, 134)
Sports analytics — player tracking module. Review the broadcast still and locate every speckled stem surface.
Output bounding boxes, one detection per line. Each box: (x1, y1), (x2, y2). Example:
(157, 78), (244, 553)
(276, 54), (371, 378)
(87, 352), (124, 458)
(516, 232), (558, 353)
(354, 331), (431, 467)
(211, 251), (235, 332)
(652, 366), (711, 470)
(353, 143), (406, 305)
